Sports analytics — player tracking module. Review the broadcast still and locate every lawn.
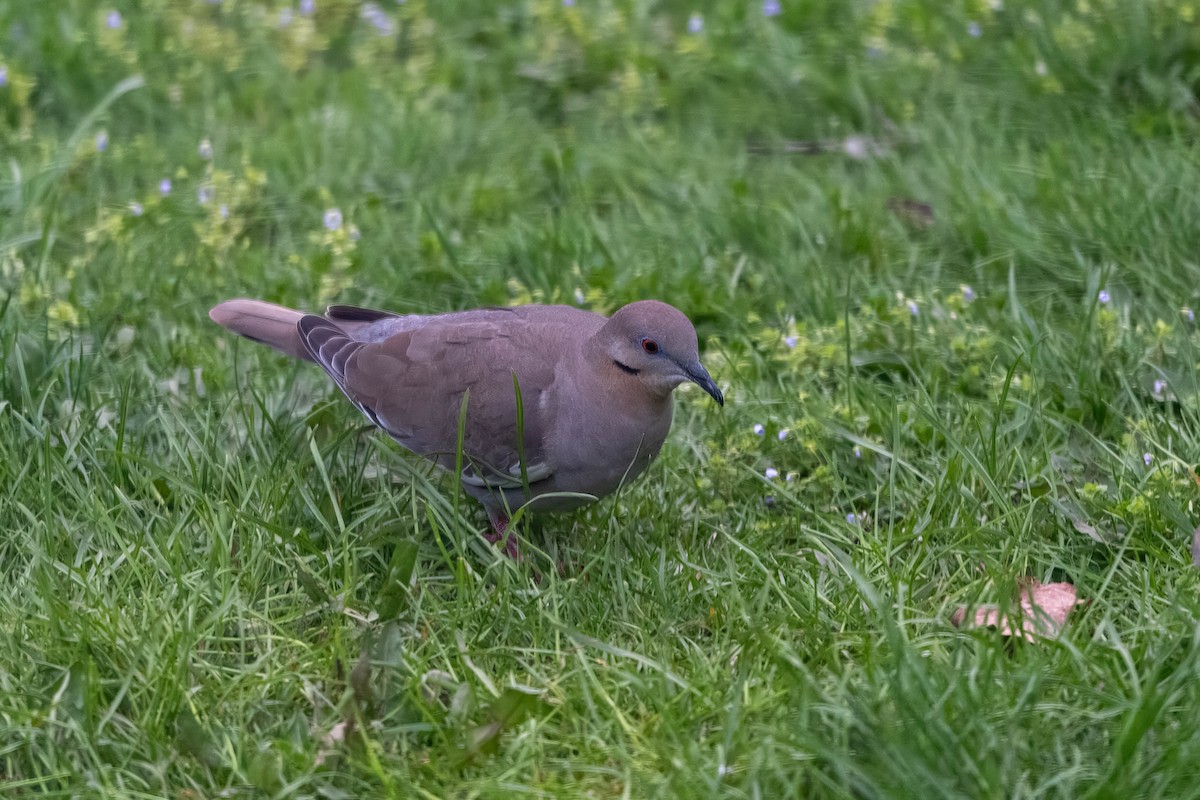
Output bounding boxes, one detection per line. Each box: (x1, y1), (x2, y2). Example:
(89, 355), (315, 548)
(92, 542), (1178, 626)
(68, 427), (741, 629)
(4, 0), (1200, 797)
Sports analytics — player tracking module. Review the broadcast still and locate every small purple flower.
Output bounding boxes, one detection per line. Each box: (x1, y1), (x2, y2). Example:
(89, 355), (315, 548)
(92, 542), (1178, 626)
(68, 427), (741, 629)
(853, 446), (862, 458)
(688, 13), (703, 34)
(907, 299), (919, 316)
(218, 203), (229, 219)
(95, 130), (108, 152)
(299, 0), (315, 15)
(130, 202), (144, 217)
(198, 138), (213, 160)
(1184, 307), (1195, 323)
(323, 207), (343, 230)
(0, 66), (7, 87)
(562, 0), (575, 6)
(846, 513), (858, 524)
(1143, 452), (1153, 466)
(967, 21), (981, 38)
(361, 3), (394, 35)
(962, 284), (975, 302)
(1098, 289), (1111, 304)
(777, 429), (788, 442)
(1153, 379), (1167, 395)
(106, 10), (122, 29)
(159, 179), (172, 196)
(197, 186), (212, 204)
(762, 0), (781, 17)
(765, 467), (779, 480)
(752, 423), (765, 436)
(784, 335), (797, 349)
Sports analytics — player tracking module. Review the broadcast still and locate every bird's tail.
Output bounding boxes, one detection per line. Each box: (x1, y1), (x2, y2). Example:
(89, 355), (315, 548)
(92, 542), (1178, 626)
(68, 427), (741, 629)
(209, 299), (313, 361)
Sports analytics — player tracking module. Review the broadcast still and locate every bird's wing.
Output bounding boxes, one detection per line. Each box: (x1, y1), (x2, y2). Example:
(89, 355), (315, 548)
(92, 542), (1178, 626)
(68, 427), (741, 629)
(296, 311), (567, 491)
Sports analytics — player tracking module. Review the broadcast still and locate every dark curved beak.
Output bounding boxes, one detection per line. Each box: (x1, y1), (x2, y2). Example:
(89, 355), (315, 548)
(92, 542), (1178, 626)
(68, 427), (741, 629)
(685, 361), (724, 406)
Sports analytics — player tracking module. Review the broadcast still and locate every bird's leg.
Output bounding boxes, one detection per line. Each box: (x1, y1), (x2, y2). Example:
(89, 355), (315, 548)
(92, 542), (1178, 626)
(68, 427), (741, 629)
(485, 509), (522, 560)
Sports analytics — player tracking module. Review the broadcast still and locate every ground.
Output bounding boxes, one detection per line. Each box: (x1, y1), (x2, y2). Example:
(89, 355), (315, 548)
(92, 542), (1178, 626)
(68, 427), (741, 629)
(3, 1), (1200, 797)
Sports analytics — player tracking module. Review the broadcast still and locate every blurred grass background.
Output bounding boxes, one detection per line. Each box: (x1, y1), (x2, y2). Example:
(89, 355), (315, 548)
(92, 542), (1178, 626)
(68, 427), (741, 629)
(4, 0), (1200, 797)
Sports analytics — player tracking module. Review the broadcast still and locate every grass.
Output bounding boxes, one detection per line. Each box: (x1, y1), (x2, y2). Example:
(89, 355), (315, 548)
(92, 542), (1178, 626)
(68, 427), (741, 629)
(3, 0), (1200, 796)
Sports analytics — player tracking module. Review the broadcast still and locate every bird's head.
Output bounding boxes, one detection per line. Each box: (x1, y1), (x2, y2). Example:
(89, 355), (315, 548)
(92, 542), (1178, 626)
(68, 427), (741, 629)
(594, 300), (724, 406)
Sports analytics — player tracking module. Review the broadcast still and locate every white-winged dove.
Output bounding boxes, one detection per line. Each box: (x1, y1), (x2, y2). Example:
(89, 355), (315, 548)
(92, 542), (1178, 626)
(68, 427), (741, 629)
(210, 298), (723, 555)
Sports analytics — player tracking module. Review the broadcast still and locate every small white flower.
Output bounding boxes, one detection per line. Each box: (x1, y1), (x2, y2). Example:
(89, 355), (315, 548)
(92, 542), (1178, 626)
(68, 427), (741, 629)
(198, 138), (213, 159)
(574, 287), (585, 305)
(777, 429), (788, 441)
(753, 423), (765, 436)
(1098, 289), (1111, 304)
(842, 135), (869, 161)
(1035, 60), (1048, 76)
(95, 130), (108, 152)
(962, 284), (975, 302)
(967, 21), (981, 37)
(323, 207), (343, 230)
(765, 467), (779, 480)
(1153, 379), (1167, 395)
(1184, 307), (1195, 323)
(784, 335), (797, 348)
(218, 203), (229, 219)
(907, 299), (919, 316)
(129, 202), (144, 216)
(1143, 452), (1153, 466)
(159, 179), (172, 196)
(688, 13), (703, 34)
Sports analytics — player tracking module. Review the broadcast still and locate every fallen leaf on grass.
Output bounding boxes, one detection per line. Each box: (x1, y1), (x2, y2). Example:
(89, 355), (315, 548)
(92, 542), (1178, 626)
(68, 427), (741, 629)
(886, 197), (935, 229)
(747, 134), (892, 160)
(951, 579), (1086, 642)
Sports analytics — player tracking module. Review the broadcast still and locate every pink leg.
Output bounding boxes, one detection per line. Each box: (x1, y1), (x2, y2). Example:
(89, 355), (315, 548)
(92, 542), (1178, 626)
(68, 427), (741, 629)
(484, 510), (522, 560)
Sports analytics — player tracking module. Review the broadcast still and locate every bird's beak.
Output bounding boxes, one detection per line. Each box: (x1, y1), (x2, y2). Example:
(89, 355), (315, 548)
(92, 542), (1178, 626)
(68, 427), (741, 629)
(685, 362), (724, 406)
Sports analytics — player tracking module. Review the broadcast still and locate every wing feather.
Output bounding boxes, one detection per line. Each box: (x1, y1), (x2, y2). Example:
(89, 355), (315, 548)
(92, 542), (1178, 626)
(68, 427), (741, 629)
(296, 312), (570, 492)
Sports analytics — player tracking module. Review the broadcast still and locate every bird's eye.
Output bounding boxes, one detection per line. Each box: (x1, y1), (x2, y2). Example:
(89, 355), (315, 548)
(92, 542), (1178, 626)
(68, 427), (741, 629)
(641, 338), (660, 354)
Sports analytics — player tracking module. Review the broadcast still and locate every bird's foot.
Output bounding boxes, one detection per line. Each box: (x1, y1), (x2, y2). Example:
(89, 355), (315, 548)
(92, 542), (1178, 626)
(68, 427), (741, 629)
(485, 516), (522, 561)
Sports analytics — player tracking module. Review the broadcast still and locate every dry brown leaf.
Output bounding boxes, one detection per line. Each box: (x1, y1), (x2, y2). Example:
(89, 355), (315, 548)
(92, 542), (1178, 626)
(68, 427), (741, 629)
(886, 197), (935, 229)
(951, 579), (1085, 642)
(747, 134), (892, 160)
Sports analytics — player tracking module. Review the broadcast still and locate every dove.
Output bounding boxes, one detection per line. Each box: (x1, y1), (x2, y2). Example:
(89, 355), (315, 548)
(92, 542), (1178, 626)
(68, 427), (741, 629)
(209, 298), (724, 556)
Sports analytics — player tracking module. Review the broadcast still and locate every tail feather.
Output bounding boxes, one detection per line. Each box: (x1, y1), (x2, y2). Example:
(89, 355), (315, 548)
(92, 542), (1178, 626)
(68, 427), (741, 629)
(209, 299), (312, 361)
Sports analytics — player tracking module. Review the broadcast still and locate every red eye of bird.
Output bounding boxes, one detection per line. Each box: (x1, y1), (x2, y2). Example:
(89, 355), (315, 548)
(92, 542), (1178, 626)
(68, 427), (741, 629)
(641, 338), (660, 354)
